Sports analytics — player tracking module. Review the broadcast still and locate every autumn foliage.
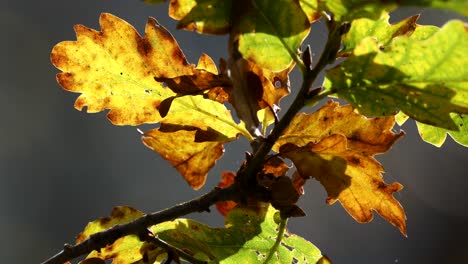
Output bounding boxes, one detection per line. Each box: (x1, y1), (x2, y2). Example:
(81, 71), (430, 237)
(45, 1), (467, 263)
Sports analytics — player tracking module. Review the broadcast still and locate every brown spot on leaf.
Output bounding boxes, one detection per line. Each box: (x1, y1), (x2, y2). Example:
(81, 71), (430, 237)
(137, 38), (152, 56)
(349, 156), (361, 165)
(98, 216), (112, 226)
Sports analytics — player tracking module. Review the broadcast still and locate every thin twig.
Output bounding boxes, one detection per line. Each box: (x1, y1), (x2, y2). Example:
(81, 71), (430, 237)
(41, 185), (238, 264)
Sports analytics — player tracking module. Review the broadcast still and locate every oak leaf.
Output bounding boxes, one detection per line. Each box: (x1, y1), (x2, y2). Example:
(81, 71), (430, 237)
(276, 101), (406, 235)
(75, 206), (166, 263)
(341, 13), (420, 55)
(76, 206), (324, 263)
(235, 0), (311, 72)
(280, 135), (407, 236)
(274, 101), (404, 155)
(325, 20), (468, 132)
(152, 205), (324, 263)
(416, 114), (468, 147)
(51, 13), (230, 126)
(169, 0), (232, 34)
(143, 126), (228, 189)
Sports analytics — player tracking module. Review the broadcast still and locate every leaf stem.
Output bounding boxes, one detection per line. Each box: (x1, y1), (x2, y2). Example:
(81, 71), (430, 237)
(263, 217), (288, 263)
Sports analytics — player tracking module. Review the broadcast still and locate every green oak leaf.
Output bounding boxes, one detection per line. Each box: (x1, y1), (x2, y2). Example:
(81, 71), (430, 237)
(341, 12), (420, 55)
(318, 0), (396, 22)
(152, 205), (324, 263)
(325, 20), (468, 131)
(318, 0), (467, 22)
(416, 114), (468, 147)
(169, 0), (232, 34)
(299, 0), (321, 23)
(237, 0), (310, 71)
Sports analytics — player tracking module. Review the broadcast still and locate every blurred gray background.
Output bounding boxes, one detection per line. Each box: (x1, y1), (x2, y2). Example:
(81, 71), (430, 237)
(1, 1), (467, 263)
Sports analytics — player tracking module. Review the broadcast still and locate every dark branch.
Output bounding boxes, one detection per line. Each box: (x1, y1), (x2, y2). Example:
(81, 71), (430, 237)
(41, 185), (238, 264)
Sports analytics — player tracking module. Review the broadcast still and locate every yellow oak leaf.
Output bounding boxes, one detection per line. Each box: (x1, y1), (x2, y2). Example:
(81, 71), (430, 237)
(280, 135), (406, 236)
(51, 13), (225, 126)
(142, 127), (226, 189)
(274, 101), (404, 154)
(163, 95), (250, 140)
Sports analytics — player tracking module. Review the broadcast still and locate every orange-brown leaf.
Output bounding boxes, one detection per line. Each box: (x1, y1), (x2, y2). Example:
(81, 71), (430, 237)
(275, 101), (404, 154)
(142, 128), (226, 189)
(280, 135), (406, 235)
(262, 156), (290, 177)
(216, 171), (238, 216)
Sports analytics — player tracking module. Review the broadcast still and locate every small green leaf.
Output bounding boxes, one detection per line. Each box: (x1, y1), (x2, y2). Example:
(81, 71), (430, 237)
(417, 114), (468, 147)
(237, 0), (310, 71)
(318, 0), (396, 22)
(341, 12), (420, 55)
(152, 205), (323, 263)
(318, 0), (467, 22)
(169, 0), (232, 34)
(325, 20), (468, 130)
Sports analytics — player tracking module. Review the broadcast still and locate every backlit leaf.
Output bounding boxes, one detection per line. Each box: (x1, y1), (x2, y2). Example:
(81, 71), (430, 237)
(274, 101), (405, 155)
(325, 20), (468, 131)
(318, 0), (467, 22)
(280, 135), (407, 236)
(152, 205), (323, 263)
(142, 127), (228, 189)
(169, 0), (232, 34)
(164, 95), (251, 139)
(416, 114), (468, 147)
(76, 207), (167, 263)
(299, 0), (321, 23)
(236, 0), (310, 71)
(341, 13), (419, 55)
(276, 101), (405, 234)
(318, 0), (395, 22)
(51, 13), (195, 125)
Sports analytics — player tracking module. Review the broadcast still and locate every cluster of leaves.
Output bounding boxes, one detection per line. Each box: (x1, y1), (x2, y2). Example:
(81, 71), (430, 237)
(47, 0), (467, 263)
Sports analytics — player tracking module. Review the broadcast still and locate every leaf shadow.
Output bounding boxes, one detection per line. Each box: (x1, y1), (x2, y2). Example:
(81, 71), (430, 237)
(333, 52), (467, 130)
